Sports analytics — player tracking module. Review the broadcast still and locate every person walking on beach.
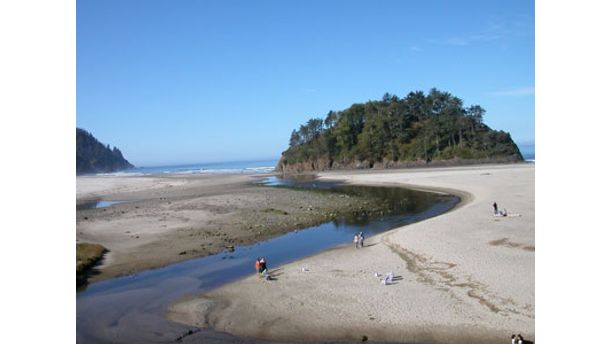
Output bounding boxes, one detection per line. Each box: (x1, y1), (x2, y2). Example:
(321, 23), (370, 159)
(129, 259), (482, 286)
(354, 234), (360, 248)
(358, 231), (364, 248)
(493, 202), (498, 215)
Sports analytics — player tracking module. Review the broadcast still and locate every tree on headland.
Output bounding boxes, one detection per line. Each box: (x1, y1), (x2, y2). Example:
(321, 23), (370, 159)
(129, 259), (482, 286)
(289, 130), (300, 147)
(279, 89), (523, 171)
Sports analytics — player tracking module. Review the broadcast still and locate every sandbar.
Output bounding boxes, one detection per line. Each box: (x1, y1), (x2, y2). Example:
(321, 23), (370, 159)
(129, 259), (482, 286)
(76, 173), (394, 282)
(167, 164), (535, 343)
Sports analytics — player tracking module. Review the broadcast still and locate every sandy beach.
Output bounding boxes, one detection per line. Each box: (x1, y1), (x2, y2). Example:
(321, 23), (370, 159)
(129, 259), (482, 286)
(167, 163), (535, 343)
(76, 173), (394, 282)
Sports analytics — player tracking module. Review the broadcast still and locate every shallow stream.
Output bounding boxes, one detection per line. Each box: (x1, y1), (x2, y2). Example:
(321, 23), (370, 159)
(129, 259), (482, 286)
(76, 176), (459, 343)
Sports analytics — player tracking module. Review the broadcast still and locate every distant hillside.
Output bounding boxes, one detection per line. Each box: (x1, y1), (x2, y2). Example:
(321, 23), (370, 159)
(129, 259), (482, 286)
(278, 89), (523, 173)
(76, 128), (134, 174)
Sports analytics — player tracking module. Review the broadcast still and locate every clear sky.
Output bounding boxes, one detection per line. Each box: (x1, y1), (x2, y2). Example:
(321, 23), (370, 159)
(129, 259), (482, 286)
(77, 0), (534, 167)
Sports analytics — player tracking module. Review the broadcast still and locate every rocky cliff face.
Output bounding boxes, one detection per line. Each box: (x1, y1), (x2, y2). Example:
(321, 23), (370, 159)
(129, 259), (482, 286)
(276, 154), (524, 174)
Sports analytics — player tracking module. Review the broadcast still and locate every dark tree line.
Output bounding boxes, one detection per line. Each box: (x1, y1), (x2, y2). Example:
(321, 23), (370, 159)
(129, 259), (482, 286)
(76, 128), (134, 174)
(282, 89), (522, 167)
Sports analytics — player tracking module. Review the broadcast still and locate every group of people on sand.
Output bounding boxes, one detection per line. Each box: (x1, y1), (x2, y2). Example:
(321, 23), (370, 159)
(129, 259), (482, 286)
(353, 231), (365, 248)
(511, 334), (525, 344)
(254, 257), (270, 280)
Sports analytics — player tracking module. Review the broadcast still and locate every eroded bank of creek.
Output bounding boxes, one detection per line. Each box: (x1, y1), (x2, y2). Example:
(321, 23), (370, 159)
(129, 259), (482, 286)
(76, 175), (459, 344)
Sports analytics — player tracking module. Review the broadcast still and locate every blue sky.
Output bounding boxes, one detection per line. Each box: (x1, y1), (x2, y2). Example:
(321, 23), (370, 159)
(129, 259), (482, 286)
(77, 0), (534, 166)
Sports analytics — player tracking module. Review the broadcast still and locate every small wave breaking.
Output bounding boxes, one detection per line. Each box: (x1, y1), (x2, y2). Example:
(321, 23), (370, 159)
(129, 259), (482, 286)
(95, 160), (277, 176)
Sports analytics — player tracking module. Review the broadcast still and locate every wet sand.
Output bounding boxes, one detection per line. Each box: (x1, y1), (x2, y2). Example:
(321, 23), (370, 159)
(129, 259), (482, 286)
(76, 173), (389, 282)
(168, 163), (535, 343)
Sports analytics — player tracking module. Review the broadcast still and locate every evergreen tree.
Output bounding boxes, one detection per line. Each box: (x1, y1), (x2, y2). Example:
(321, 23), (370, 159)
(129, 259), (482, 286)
(280, 89), (523, 170)
(76, 128), (134, 174)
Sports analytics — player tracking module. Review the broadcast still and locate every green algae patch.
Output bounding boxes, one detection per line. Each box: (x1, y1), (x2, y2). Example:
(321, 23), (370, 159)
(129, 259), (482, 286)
(77, 243), (107, 287)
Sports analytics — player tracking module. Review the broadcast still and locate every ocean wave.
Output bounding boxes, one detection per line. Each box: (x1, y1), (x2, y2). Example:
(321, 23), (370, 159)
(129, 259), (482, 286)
(159, 167), (276, 175)
(90, 160), (278, 176)
(94, 171), (149, 177)
(244, 166), (276, 172)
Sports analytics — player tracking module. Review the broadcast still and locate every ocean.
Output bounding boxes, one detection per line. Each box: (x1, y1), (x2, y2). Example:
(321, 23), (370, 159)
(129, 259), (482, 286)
(518, 144), (535, 161)
(97, 145), (534, 177)
(97, 159), (278, 176)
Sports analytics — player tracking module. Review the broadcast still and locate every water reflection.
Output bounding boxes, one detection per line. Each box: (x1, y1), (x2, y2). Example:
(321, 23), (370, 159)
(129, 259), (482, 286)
(77, 176), (459, 343)
(77, 200), (128, 210)
(259, 176), (445, 225)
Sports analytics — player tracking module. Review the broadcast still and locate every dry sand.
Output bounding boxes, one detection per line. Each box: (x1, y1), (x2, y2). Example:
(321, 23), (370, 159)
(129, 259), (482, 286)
(167, 163), (535, 343)
(76, 173), (389, 282)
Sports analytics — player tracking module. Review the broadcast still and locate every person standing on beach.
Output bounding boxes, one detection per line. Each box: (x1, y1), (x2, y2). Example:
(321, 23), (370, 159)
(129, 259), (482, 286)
(493, 202), (498, 215)
(354, 234), (360, 248)
(358, 232), (364, 248)
(255, 258), (261, 275)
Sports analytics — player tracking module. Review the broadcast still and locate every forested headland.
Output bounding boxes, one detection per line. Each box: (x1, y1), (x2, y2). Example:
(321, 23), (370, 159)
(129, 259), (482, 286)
(277, 89), (523, 173)
(76, 128), (134, 174)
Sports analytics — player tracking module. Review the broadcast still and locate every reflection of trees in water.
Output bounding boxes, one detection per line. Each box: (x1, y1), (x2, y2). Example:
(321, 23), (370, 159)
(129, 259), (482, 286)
(329, 185), (455, 225)
(335, 185), (445, 214)
(264, 176), (456, 225)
